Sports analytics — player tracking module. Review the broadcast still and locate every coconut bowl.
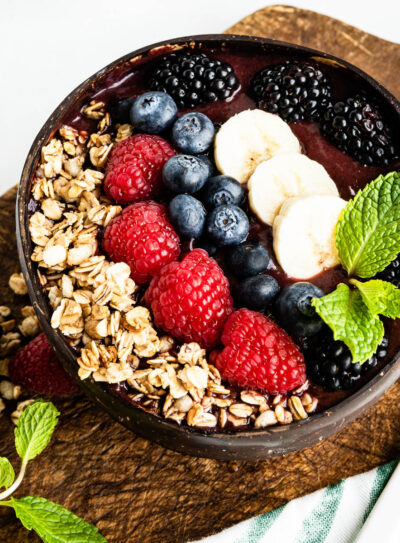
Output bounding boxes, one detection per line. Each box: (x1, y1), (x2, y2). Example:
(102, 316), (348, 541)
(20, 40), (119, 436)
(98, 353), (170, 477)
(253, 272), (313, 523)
(16, 34), (400, 460)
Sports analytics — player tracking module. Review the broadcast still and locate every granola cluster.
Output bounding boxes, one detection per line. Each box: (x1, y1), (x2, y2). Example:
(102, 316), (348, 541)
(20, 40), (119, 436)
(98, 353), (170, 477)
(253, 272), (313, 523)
(25, 102), (318, 430)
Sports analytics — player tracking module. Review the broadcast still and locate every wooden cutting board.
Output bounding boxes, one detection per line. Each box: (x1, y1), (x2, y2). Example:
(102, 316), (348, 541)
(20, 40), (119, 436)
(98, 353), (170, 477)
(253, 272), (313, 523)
(1, 6), (400, 542)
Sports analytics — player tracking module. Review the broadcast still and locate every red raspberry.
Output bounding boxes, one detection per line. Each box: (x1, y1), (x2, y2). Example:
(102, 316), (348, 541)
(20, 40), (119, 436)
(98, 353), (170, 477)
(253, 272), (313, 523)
(103, 201), (180, 284)
(9, 333), (79, 396)
(212, 308), (306, 394)
(145, 249), (233, 349)
(104, 134), (176, 204)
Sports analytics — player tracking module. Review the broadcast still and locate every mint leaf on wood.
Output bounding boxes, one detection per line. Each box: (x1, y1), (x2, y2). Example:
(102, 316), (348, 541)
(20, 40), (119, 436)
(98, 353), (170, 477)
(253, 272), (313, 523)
(10, 496), (106, 543)
(350, 279), (400, 319)
(15, 401), (59, 463)
(336, 171), (400, 278)
(0, 458), (15, 490)
(312, 283), (384, 363)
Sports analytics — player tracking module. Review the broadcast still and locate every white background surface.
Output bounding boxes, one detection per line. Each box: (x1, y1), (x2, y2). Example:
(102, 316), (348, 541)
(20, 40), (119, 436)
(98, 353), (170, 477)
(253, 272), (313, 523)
(1, 0), (399, 194)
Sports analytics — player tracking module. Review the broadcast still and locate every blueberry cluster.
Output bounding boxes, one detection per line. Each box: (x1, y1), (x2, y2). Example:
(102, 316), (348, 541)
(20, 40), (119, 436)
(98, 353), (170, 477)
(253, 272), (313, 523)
(250, 60), (332, 123)
(321, 94), (398, 166)
(306, 333), (388, 391)
(163, 116), (249, 246)
(149, 51), (239, 108)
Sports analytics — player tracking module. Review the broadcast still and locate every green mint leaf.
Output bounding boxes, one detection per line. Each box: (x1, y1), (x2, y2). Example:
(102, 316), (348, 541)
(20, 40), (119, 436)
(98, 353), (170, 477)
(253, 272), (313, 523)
(312, 283), (384, 363)
(15, 401), (59, 463)
(10, 496), (106, 543)
(0, 458), (15, 489)
(350, 278), (400, 319)
(336, 171), (400, 278)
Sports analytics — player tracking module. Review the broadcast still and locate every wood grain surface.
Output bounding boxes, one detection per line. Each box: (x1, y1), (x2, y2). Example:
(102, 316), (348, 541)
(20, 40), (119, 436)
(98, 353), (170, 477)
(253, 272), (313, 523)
(1, 6), (400, 542)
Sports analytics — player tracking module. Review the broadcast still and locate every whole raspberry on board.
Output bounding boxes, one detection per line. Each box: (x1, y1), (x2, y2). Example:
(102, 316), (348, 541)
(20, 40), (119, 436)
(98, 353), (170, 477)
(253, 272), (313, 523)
(103, 201), (180, 284)
(9, 333), (79, 396)
(145, 248), (233, 349)
(211, 308), (306, 394)
(104, 134), (176, 204)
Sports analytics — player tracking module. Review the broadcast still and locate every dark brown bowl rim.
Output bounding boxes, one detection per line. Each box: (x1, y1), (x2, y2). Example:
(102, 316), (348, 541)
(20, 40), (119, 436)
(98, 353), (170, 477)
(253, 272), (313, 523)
(16, 34), (400, 461)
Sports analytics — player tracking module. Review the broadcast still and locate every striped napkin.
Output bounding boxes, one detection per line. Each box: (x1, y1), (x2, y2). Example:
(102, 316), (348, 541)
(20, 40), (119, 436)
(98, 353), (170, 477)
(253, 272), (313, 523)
(196, 460), (399, 543)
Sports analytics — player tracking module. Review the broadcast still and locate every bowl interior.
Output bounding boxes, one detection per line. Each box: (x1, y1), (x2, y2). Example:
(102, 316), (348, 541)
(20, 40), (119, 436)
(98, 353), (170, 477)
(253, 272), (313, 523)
(16, 34), (400, 460)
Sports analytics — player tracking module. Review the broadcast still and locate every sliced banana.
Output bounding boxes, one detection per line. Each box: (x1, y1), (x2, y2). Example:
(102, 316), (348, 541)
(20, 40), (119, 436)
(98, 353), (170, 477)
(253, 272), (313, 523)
(214, 109), (301, 184)
(248, 154), (339, 226)
(273, 195), (347, 279)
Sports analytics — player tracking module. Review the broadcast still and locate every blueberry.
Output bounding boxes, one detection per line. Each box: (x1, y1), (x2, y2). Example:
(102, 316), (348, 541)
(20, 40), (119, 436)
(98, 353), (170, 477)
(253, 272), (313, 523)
(172, 112), (215, 154)
(206, 204), (249, 246)
(196, 239), (218, 256)
(110, 98), (133, 124)
(235, 275), (280, 311)
(169, 194), (206, 239)
(199, 175), (245, 208)
(274, 282), (324, 337)
(226, 242), (270, 277)
(130, 91), (177, 134)
(162, 155), (209, 194)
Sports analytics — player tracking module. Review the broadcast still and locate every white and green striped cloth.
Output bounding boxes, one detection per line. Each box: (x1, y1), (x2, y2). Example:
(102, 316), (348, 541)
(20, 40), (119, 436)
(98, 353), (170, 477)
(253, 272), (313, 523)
(196, 460), (399, 543)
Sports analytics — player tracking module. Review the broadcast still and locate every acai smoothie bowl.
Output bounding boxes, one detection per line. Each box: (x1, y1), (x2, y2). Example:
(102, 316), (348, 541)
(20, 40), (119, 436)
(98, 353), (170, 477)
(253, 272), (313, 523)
(16, 35), (400, 460)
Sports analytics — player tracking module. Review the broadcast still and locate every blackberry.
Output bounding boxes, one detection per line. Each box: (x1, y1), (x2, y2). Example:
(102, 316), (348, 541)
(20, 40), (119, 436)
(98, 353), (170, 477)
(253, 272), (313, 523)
(321, 94), (398, 166)
(306, 332), (388, 391)
(376, 254), (400, 288)
(250, 60), (331, 123)
(149, 52), (239, 108)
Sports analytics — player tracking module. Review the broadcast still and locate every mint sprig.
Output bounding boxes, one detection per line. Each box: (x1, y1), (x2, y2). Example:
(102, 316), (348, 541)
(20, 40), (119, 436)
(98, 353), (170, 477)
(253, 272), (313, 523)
(350, 279), (400, 319)
(312, 284), (384, 363)
(7, 497), (105, 543)
(0, 400), (106, 543)
(336, 171), (400, 278)
(0, 458), (15, 490)
(15, 400), (59, 463)
(313, 171), (400, 363)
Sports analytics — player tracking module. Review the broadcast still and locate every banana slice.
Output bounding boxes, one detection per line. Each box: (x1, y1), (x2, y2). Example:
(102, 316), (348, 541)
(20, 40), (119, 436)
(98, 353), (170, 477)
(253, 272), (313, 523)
(248, 154), (339, 226)
(214, 109), (301, 184)
(273, 195), (347, 279)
